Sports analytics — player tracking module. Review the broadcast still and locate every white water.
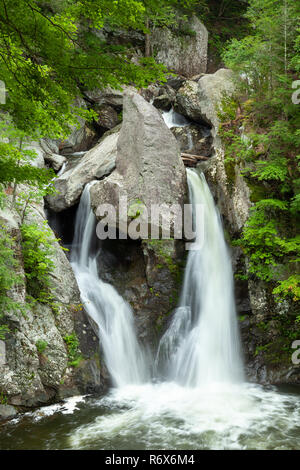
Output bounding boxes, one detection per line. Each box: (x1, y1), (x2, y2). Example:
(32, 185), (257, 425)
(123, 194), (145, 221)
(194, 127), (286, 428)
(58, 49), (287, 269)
(162, 108), (190, 128)
(71, 184), (149, 387)
(156, 169), (244, 385)
(65, 173), (300, 450)
(57, 162), (66, 177)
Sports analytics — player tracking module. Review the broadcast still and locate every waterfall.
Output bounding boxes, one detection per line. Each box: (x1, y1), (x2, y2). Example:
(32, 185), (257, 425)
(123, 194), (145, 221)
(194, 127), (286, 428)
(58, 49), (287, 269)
(157, 169), (244, 386)
(162, 108), (190, 128)
(70, 184), (149, 387)
(70, 164), (243, 388)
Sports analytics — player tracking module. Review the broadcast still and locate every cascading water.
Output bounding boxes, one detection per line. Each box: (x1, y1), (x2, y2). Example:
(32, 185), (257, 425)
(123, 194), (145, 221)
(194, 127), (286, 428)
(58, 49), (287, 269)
(3, 161), (300, 450)
(156, 169), (244, 385)
(162, 108), (190, 128)
(70, 184), (149, 387)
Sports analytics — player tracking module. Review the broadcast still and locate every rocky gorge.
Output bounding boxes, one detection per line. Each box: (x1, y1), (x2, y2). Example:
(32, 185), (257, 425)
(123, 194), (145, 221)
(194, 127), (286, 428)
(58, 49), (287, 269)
(0, 13), (299, 427)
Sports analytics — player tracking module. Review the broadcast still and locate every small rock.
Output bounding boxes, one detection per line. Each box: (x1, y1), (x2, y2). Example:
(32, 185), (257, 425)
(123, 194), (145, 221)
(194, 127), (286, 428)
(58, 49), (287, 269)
(0, 405), (17, 420)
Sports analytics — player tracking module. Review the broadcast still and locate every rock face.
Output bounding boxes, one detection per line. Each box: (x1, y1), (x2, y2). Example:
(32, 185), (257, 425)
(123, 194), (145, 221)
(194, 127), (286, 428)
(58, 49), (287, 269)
(95, 104), (120, 132)
(175, 69), (235, 128)
(44, 153), (66, 172)
(90, 91), (187, 237)
(151, 16), (208, 77)
(0, 195), (104, 411)
(59, 124), (98, 156)
(171, 124), (213, 157)
(24, 141), (47, 169)
(97, 238), (186, 346)
(46, 132), (119, 212)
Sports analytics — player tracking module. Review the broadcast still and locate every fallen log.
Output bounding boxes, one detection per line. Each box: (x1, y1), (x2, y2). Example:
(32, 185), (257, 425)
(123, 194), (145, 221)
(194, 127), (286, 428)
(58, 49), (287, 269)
(181, 156), (197, 167)
(181, 152), (209, 161)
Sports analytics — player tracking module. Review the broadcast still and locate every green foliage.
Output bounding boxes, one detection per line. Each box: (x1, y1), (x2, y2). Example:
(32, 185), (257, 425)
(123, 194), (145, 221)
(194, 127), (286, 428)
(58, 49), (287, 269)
(20, 222), (57, 305)
(0, 221), (23, 336)
(273, 275), (300, 303)
(255, 343), (271, 357)
(0, 392), (8, 404)
(197, 0), (250, 64)
(63, 333), (83, 367)
(221, 0), (300, 315)
(0, 118), (55, 210)
(0, 0), (169, 140)
(36, 339), (48, 354)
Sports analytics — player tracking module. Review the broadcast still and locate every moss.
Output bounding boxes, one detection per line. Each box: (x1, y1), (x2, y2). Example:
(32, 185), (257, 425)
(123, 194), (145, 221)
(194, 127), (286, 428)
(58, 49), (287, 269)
(128, 199), (146, 219)
(252, 313), (300, 366)
(146, 239), (185, 284)
(36, 339), (48, 354)
(63, 333), (84, 368)
(256, 321), (269, 331)
(224, 158), (236, 194)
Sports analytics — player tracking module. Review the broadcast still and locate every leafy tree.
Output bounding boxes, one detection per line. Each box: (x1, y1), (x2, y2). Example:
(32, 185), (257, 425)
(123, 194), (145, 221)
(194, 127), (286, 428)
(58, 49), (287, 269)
(21, 221), (63, 307)
(0, 0), (170, 140)
(222, 0), (300, 305)
(141, 0), (203, 56)
(0, 223), (22, 339)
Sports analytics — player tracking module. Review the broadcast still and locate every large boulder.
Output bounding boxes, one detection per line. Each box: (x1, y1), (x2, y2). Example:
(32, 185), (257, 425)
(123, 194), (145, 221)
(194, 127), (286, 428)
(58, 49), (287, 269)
(150, 16), (208, 77)
(84, 85), (136, 110)
(59, 124), (98, 156)
(175, 69), (235, 129)
(46, 131), (119, 212)
(23, 141), (46, 168)
(90, 91), (187, 238)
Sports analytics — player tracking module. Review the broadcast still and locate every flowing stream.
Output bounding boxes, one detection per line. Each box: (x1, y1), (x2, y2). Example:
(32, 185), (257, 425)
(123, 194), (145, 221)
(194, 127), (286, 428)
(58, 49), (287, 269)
(1, 141), (300, 450)
(70, 184), (150, 387)
(156, 169), (244, 386)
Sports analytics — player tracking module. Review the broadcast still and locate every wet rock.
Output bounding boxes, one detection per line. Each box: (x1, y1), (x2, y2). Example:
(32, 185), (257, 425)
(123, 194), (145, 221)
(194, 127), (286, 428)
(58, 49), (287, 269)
(171, 124), (213, 156)
(0, 194), (104, 408)
(84, 85), (136, 111)
(153, 94), (172, 111)
(97, 238), (186, 347)
(44, 153), (66, 172)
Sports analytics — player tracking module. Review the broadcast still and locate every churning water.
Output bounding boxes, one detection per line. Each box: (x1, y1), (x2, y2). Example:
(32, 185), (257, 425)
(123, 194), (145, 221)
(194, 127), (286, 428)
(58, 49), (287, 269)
(1, 171), (300, 450)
